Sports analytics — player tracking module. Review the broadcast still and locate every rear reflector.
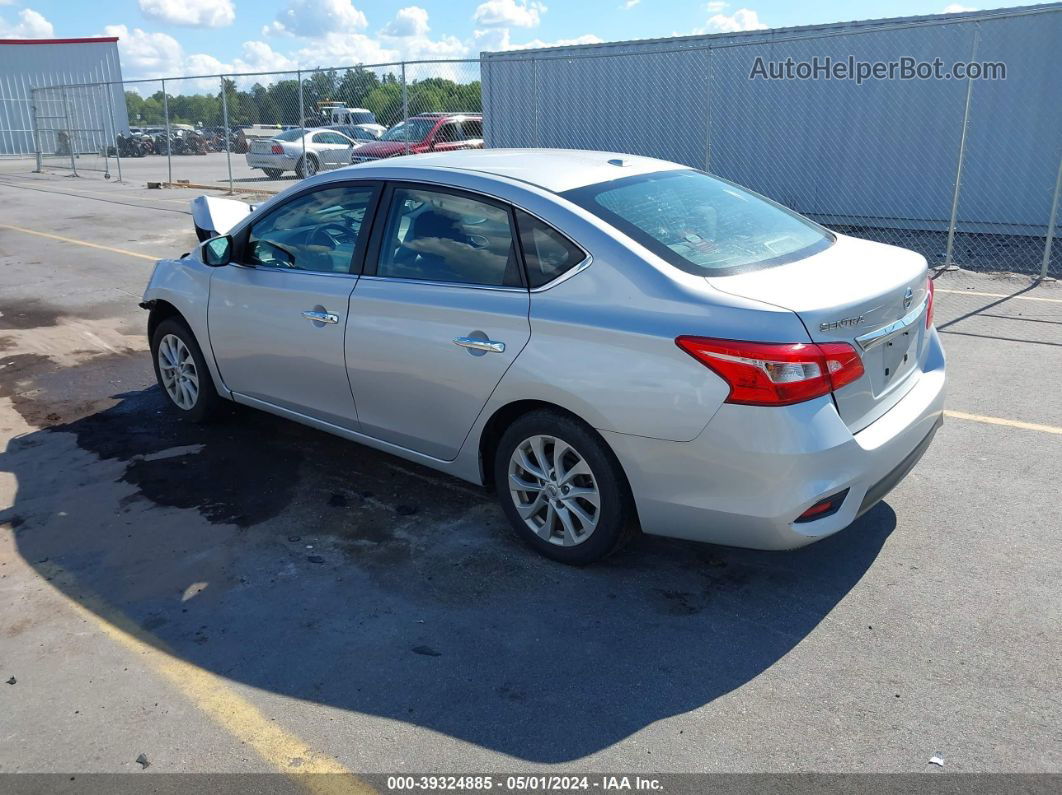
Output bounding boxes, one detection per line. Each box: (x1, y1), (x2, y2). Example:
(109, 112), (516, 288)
(926, 276), (935, 328)
(675, 337), (865, 406)
(795, 489), (850, 523)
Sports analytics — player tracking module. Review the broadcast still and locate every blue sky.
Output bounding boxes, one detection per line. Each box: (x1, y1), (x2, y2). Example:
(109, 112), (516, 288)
(0, 0), (1029, 80)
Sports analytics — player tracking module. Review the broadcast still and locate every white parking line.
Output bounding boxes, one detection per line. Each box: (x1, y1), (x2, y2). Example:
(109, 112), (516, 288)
(936, 288), (1062, 304)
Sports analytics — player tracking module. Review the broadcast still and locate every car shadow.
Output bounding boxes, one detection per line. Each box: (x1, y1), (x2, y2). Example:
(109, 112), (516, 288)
(3, 381), (896, 763)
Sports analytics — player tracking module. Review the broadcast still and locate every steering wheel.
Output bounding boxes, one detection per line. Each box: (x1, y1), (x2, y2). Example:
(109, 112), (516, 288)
(307, 223), (356, 251)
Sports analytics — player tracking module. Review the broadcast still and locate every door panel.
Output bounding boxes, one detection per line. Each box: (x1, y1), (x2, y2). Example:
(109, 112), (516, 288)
(209, 268), (359, 427)
(345, 278), (530, 459)
(345, 182), (531, 460)
(206, 181), (379, 428)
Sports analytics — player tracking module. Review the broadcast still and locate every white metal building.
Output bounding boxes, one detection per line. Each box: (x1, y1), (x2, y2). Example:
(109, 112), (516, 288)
(0, 36), (128, 156)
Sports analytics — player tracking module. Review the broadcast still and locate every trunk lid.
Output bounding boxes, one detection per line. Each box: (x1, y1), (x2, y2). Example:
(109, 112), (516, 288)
(707, 234), (931, 432)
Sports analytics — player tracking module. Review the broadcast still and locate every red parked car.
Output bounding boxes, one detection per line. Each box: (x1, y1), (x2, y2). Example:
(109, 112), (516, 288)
(349, 112), (483, 163)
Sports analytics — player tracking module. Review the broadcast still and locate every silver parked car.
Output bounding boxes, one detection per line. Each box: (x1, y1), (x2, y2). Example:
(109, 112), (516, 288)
(146, 150), (945, 564)
(245, 127), (363, 180)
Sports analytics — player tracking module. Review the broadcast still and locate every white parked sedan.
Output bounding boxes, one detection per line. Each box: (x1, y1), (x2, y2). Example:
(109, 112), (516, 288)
(245, 127), (363, 180)
(152, 149), (945, 564)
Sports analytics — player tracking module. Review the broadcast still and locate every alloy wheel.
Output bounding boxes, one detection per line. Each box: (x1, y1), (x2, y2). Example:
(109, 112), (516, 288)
(157, 333), (199, 410)
(508, 434), (600, 546)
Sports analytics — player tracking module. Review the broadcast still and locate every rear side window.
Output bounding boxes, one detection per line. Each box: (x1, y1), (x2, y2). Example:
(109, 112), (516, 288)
(376, 187), (523, 287)
(515, 210), (586, 288)
(461, 120), (483, 139)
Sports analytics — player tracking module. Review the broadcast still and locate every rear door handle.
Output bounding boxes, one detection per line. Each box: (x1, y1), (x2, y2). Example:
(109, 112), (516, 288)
(302, 310), (339, 324)
(453, 336), (505, 353)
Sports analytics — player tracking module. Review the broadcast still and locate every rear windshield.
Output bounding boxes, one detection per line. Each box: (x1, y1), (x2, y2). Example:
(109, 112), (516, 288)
(273, 128), (305, 142)
(563, 170), (832, 275)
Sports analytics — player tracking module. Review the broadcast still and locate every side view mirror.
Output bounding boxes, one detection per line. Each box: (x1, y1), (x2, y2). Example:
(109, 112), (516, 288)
(202, 235), (232, 266)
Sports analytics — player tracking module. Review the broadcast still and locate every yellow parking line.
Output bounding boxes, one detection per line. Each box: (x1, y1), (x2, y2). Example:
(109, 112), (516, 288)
(935, 288), (1062, 304)
(37, 560), (372, 794)
(0, 223), (158, 261)
(945, 409), (1062, 435)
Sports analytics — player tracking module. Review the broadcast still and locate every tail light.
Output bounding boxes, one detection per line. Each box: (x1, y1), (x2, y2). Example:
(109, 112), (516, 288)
(675, 337), (865, 407)
(271, 144), (284, 154)
(926, 276), (935, 328)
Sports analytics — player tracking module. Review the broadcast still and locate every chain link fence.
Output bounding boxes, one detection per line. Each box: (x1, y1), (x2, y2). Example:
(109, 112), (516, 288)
(29, 82), (125, 179)
(22, 4), (1062, 279)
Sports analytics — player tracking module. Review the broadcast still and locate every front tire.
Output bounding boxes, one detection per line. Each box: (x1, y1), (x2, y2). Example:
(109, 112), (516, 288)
(263, 168), (284, 179)
(150, 317), (224, 423)
(494, 410), (638, 564)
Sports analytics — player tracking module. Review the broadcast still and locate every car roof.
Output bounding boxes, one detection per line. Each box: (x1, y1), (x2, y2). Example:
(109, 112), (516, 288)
(344, 148), (686, 193)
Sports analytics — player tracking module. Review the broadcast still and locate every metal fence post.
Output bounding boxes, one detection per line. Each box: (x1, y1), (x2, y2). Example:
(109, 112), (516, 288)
(30, 91), (42, 173)
(944, 26), (980, 270)
(704, 46), (713, 173)
(220, 76), (233, 194)
(531, 57), (539, 148)
(105, 84), (122, 183)
(298, 69), (306, 170)
(1041, 151), (1062, 280)
(162, 78), (172, 184)
(401, 61), (410, 155)
(60, 86), (77, 176)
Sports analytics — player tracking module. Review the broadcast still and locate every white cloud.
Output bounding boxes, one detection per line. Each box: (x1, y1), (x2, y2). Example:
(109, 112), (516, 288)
(293, 31), (393, 68)
(381, 6), (430, 37)
(234, 40), (298, 72)
(138, 0), (235, 28)
(942, 4), (976, 12)
(377, 6), (468, 59)
(475, 28), (601, 51)
(102, 24), (184, 77)
(472, 0), (546, 29)
(702, 8), (766, 33)
(264, 0), (368, 38)
(0, 8), (54, 38)
(706, 1), (727, 11)
(621, 0), (640, 8)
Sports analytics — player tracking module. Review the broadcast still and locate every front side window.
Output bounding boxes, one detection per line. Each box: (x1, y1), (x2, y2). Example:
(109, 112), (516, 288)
(376, 187), (521, 287)
(246, 185), (376, 274)
(563, 170), (832, 275)
(515, 210), (586, 288)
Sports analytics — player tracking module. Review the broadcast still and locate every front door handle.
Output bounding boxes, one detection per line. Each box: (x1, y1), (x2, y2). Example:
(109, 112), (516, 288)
(302, 310), (339, 324)
(453, 336), (505, 353)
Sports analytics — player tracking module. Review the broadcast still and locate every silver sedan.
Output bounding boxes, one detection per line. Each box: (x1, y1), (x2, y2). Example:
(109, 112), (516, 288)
(148, 149), (945, 564)
(245, 127), (363, 179)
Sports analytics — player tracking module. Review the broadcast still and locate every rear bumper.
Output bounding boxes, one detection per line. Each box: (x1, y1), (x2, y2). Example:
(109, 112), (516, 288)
(603, 327), (946, 550)
(245, 153), (296, 170)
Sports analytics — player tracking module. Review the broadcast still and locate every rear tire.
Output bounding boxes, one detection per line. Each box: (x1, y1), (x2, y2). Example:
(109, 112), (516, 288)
(263, 168), (284, 179)
(295, 156), (317, 179)
(494, 410), (638, 565)
(150, 317), (225, 423)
